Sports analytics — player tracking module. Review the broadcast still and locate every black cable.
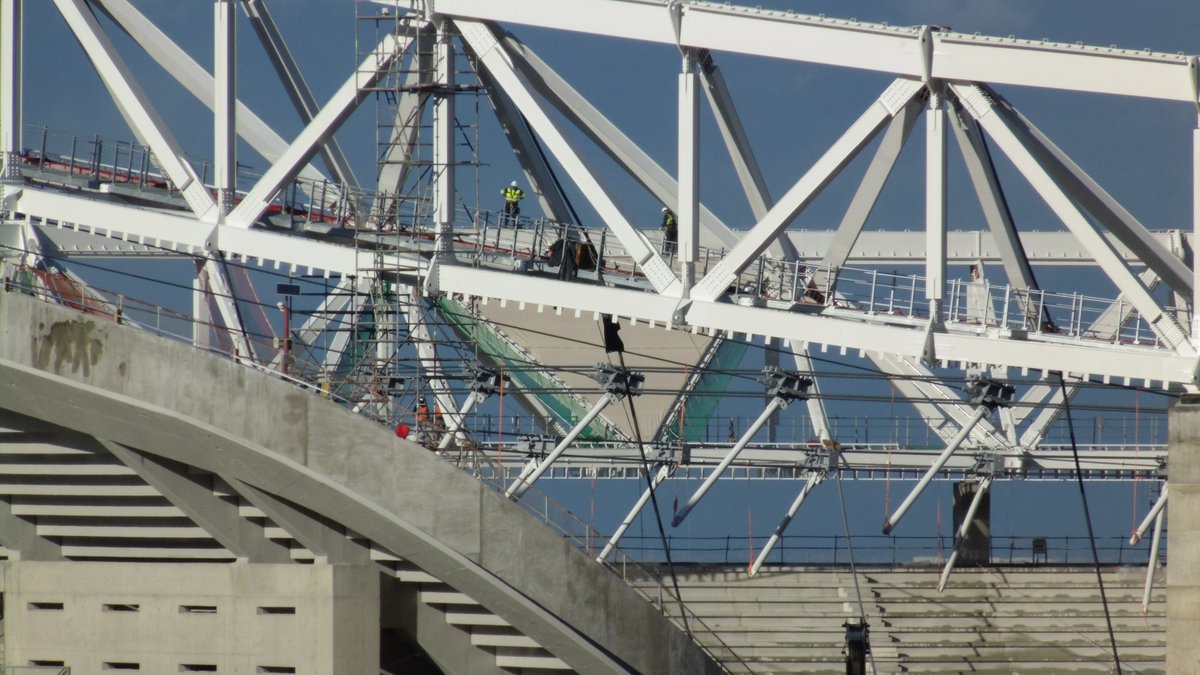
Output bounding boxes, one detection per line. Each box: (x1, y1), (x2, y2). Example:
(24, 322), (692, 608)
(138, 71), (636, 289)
(1057, 372), (1123, 675)
(614, 349), (690, 638)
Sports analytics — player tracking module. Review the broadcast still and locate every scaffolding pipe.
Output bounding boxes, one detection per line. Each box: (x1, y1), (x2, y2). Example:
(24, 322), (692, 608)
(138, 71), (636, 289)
(1130, 483), (1168, 545)
(883, 404), (989, 535)
(672, 396), (786, 527)
(596, 463), (671, 563)
(937, 475), (993, 592)
(749, 470), (823, 576)
(1141, 506), (1165, 613)
(506, 392), (617, 499)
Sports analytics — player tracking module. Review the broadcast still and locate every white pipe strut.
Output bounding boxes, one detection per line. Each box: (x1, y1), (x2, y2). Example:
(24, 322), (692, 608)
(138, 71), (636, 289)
(937, 475), (993, 592)
(596, 463), (671, 563)
(1130, 483), (1168, 545)
(506, 392), (617, 499)
(672, 396), (786, 527)
(1141, 507), (1165, 613)
(883, 405), (989, 535)
(749, 470), (823, 576)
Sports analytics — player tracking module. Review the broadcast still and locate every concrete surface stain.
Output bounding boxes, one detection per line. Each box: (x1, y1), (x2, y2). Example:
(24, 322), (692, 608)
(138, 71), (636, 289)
(33, 319), (103, 377)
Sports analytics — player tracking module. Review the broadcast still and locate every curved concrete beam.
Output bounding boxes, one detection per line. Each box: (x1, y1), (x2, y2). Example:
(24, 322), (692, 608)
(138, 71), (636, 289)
(0, 292), (718, 675)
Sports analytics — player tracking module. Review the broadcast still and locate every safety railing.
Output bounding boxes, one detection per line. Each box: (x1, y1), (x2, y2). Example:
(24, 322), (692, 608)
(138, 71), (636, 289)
(613, 533), (1167, 568)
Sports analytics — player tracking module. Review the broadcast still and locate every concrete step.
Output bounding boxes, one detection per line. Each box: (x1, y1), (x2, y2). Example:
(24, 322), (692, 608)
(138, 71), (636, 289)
(470, 629), (540, 649)
(445, 609), (511, 628)
(494, 651), (571, 670)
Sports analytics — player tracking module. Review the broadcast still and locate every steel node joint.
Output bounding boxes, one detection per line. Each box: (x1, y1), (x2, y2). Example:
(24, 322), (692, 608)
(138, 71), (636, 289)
(759, 365), (813, 403)
(591, 363), (644, 399)
(965, 376), (1014, 410)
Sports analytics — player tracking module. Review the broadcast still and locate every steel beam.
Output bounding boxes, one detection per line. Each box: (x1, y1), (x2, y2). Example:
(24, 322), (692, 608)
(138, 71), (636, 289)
(937, 475), (992, 592)
(92, 0), (333, 193)
(678, 50), (699, 296)
(227, 33), (403, 228)
(1131, 483), (1169, 545)
(433, 18), (455, 253)
(54, 0), (216, 220)
(596, 463), (670, 563)
(692, 78), (924, 302)
(1142, 507), (1165, 613)
(926, 88), (946, 311)
(457, 20), (678, 294)
(813, 96), (922, 293)
(506, 392), (619, 499)
(953, 82), (1193, 356)
(497, 31), (739, 250)
(418, 0), (1196, 102)
(749, 470), (822, 576)
(241, 0), (360, 190)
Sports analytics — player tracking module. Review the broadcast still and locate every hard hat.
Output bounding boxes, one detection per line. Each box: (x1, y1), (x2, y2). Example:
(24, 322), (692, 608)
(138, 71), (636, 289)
(661, 207), (668, 213)
(510, 180), (518, 187)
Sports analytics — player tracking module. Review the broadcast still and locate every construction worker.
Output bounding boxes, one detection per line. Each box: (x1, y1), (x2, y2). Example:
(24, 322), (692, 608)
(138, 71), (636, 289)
(416, 397), (430, 431)
(502, 180), (525, 226)
(661, 207), (677, 253)
(433, 405), (446, 433)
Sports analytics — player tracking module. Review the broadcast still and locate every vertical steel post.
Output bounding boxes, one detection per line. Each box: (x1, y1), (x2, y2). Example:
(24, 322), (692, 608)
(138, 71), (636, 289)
(678, 49), (699, 297)
(926, 84), (947, 319)
(214, 0), (236, 217)
(0, 0), (20, 187)
(1142, 507), (1165, 613)
(433, 17), (455, 256)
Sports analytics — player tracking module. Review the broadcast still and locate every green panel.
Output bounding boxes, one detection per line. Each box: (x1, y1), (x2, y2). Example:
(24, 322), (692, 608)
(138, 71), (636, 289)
(435, 296), (615, 441)
(664, 338), (749, 443)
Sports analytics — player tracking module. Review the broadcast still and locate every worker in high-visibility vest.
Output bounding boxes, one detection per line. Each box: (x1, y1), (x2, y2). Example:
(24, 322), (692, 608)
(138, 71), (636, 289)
(416, 397), (430, 428)
(502, 180), (525, 226)
(661, 206), (677, 253)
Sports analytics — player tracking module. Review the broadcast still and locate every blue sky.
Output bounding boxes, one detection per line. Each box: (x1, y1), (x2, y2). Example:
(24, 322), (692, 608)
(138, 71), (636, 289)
(15, 1), (1194, 559)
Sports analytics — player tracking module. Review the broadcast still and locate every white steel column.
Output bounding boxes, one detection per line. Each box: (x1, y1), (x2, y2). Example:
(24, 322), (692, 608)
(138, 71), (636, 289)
(1131, 483), (1169, 545)
(214, 0), (236, 216)
(926, 85), (947, 317)
(0, 0), (20, 184)
(1194, 120), (1200, 343)
(434, 17), (455, 254)
(506, 392), (619, 499)
(678, 50), (699, 296)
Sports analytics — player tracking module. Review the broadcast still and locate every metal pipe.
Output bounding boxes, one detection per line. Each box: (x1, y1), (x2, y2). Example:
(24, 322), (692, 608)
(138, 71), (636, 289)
(937, 475), (992, 592)
(883, 404), (989, 534)
(1141, 507), (1165, 613)
(672, 396), (785, 527)
(506, 392), (616, 499)
(596, 463), (670, 563)
(749, 470), (823, 576)
(1130, 482), (1168, 545)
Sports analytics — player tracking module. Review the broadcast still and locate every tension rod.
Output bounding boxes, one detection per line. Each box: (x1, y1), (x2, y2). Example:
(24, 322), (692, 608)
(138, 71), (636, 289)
(436, 362), (502, 451)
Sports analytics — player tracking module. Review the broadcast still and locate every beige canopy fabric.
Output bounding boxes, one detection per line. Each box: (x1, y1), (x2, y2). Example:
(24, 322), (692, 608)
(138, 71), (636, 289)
(478, 303), (712, 441)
